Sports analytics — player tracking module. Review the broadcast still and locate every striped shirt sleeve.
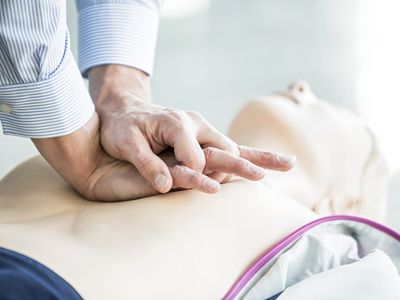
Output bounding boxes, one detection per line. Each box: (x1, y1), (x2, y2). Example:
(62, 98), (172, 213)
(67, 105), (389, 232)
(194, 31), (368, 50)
(77, 0), (163, 76)
(0, 0), (94, 138)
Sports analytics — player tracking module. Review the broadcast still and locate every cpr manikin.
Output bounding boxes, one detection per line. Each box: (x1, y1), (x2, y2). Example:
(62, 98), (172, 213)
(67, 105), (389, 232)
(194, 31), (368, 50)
(0, 82), (395, 299)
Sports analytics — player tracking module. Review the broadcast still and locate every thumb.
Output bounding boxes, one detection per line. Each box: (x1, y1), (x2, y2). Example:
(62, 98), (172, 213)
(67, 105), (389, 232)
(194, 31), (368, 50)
(123, 132), (173, 193)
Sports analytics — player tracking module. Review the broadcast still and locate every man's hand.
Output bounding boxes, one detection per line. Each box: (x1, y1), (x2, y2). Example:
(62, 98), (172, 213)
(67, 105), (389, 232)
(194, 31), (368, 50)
(33, 113), (294, 201)
(88, 65), (296, 194)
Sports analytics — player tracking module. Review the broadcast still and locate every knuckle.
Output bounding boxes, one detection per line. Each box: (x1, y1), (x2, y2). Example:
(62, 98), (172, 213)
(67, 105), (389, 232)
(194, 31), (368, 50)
(224, 139), (239, 155)
(261, 151), (275, 160)
(158, 113), (171, 124)
(170, 110), (187, 122)
(188, 155), (206, 171)
(226, 145), (240, 156)
(170, 165), (183, 177)
(203, 146), (213, 156)
(233, 158), (248, 170)
(188, 173), (201, 186)
(232, 148), (240, 156)
(115, 132), (140, 154)
(137, 156), (160, 176)
(203, 147), (216, 161)
(187, 110), (204, 120)
(120, 134), (137, 146)
(173, 164), (185, 173)
(167, 115), (186, 132)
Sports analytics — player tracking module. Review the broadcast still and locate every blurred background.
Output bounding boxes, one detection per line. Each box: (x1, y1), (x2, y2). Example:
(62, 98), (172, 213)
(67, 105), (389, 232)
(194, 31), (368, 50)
(0, 0), (398, 228)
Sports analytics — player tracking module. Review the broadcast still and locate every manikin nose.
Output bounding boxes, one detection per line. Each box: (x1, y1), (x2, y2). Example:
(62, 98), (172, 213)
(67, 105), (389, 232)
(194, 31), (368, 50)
(286, 80), (316, 104)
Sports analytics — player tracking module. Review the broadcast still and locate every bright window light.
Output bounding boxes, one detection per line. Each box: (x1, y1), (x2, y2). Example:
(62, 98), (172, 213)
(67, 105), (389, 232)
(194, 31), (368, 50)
(356, 0), (400, 173)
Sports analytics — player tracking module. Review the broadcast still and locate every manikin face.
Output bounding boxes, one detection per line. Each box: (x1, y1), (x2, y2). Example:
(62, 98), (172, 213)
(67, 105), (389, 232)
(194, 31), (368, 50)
(228, 81), (389, 219)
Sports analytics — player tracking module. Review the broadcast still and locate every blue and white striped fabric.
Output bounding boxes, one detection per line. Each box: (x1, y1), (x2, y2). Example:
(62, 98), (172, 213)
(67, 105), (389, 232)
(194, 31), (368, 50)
(0, 0), (162, 138)
(78, 0), (162, 77)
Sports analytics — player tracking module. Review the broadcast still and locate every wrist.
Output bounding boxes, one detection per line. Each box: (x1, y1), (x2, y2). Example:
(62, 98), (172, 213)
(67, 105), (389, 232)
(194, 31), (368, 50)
(88, 64), (151, 112)
(32, 112), (104, 196)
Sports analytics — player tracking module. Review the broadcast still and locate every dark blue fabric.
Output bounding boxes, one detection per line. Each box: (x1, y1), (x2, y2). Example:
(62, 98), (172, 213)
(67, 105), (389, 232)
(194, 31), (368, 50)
(0, 247), (82, 300)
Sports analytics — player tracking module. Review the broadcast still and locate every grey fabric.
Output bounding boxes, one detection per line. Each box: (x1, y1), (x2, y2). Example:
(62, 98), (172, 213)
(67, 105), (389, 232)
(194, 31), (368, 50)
(239, 220), (400, 300)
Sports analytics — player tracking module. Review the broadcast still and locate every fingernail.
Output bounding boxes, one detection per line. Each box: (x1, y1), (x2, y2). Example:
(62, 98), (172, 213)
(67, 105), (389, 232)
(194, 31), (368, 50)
(204, 179), (220, 190)
(154, 174), (169, 191)
(277, 154), (297, 165)
(249, 164), (266, 176)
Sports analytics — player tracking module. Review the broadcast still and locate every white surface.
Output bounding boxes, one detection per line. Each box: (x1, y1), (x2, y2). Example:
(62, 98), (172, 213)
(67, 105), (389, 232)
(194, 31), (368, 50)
(278, 251), (400, 300)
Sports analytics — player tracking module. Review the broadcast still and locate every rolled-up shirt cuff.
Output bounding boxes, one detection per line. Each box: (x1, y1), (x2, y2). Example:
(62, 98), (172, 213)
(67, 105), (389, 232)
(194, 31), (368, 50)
(78, 2), (160, 76)
(0, 53), (94, 138)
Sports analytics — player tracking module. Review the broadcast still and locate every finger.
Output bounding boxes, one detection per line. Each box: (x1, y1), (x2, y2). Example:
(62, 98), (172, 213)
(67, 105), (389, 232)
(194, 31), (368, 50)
(208, 172), (233, 184)
(123, 132), (173, 193)
(221, 174), (233, 184)
(198, 126), (239, 156)
(207, 171), (227, 183)
(169, 165), (220, 194)
(172, 130), (206, 173)
(238, 145), (296, 171)
(203, 147), (266, 180)
(197, 125), (239, 183)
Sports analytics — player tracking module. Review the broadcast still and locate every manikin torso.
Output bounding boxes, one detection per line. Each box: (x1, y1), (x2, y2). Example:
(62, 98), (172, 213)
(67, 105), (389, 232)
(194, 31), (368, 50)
(0, 81), (389, 299)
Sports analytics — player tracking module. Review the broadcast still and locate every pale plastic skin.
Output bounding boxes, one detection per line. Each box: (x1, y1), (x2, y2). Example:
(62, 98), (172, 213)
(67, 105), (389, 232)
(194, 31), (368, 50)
(0, 81), (389, 299)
